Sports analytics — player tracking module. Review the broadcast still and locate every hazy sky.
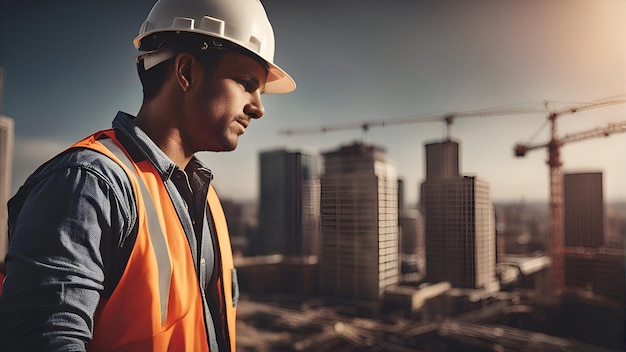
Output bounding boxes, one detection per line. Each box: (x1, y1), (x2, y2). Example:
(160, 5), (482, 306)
(1, 0), (624, 205)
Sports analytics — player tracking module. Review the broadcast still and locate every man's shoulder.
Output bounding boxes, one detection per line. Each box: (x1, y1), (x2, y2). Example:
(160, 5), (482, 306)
(21, 144), (135, 196)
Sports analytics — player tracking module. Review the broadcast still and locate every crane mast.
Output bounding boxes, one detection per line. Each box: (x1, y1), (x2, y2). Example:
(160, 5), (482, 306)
(515, 112), (626, 295)
(547, 110), (564, 295)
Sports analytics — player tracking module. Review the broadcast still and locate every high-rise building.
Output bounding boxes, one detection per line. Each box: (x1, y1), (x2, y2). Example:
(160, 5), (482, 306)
(425, 140), (459, 180)
(562, 172), (624, 302)
(258, 149), (320, 256)
(319, 142), (399, 301)
(564, 172), (604, 248)
(0, 116), (13, 270)
(420, 140), (499, 291)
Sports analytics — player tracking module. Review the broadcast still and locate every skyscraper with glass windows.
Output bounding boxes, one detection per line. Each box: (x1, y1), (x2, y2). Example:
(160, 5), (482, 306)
(420, 140), (498, 292)
(319, 142), (399, 301)
(258, 149), (320, 256)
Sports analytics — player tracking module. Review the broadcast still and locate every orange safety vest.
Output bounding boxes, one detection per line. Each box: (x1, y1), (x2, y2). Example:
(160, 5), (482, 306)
(71, 129), (236, 351)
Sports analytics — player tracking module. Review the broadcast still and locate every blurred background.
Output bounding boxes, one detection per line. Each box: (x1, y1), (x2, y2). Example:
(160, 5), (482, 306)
(1, 0), (624, 350)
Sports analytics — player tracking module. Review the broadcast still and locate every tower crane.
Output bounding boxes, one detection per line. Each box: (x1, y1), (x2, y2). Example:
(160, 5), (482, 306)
(513, 98), (626, 295)
(278, 104), (546, 139)
(278, 96), (625, 295)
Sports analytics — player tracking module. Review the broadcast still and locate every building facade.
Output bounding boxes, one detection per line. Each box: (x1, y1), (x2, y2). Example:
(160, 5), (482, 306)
(564, 248), (624, 304)
(563, 172), (624, 303)
(258, 149), (320, 256)
(319, 142), (399, 301)
(420, 140), (498, 291)
(563, 172), (604, 248)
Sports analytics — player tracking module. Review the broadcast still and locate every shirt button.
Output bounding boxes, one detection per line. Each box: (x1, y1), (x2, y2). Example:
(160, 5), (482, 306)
(201, 258), (206, 264)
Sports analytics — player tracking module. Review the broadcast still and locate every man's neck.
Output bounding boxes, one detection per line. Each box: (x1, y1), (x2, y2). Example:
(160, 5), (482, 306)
(135, 103), (193, 170)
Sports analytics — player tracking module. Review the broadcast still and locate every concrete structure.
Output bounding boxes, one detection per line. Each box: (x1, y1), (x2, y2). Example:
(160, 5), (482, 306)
(384, 281), (451, 314)
(319, 142), (400, 302)
(420, 140), (499, 292)
(258, 149), (320, 256)
(497, 254), (552, 294)
(563, 172), (604, 248)
(0, 116), (13, 271)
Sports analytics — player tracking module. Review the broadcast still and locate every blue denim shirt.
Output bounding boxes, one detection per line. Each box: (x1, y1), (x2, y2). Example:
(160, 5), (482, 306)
(0, 112), (223, 351)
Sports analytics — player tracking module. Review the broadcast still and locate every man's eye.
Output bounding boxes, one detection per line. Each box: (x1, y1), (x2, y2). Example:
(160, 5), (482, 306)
(238, 79), (253, 91)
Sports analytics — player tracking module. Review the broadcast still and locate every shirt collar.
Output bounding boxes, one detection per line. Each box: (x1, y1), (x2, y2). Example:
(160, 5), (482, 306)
(111, 111), (213, 183)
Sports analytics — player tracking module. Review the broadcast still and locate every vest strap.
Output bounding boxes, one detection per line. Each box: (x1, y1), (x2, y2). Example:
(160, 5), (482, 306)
(99, 137), (172, 325)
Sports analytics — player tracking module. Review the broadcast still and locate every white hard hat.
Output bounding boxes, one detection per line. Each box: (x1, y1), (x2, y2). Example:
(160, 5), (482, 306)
(134, 0), (295, 94)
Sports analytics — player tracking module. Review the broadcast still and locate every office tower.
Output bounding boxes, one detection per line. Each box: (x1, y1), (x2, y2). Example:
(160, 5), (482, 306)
(0, 116), (13, 270)
(420, 140), (499, 291)
(426, 140), (459, 180)
(258, 149), (319, 256)
(563, 172), (624, 302)
(319, 142), (399, 301)
(564, 172), (604, 248)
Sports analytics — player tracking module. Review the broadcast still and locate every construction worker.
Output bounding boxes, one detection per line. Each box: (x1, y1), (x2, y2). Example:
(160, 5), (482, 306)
(0, 0), (295, 350)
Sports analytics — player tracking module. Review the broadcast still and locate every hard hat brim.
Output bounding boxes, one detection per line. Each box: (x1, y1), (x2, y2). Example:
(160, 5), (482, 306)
(265, 64), (296, 94)
(135, 30), (295, 94)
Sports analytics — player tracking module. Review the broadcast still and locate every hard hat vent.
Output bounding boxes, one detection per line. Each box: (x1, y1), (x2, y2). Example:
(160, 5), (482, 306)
(140, 21), (156, 34)
(171, 17), (195, 30)
(199, 16), (226, 36)
(249, 36), (261, 54)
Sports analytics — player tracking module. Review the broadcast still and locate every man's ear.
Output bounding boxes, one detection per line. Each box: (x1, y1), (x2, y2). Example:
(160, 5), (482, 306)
(174, 53), (195, 92)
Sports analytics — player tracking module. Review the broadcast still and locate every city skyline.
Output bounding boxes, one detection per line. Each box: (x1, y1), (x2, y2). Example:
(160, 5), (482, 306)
(1, 0), (624, 205)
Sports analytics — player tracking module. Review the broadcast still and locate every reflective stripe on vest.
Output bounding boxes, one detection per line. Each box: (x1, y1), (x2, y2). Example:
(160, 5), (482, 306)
(98, 138), (171, 324)
(71, 130), (218, 352)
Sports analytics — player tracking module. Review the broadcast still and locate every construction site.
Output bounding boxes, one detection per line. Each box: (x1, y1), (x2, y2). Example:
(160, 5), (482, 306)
(234, 96), (626, 352)
(235, 289), (622, 351)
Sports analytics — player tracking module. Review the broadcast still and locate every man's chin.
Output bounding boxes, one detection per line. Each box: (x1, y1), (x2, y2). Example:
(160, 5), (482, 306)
(207, 140), (238, 152)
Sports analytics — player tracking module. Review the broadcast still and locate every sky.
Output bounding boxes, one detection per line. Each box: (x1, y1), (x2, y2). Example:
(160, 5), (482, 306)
(1, 0), (625, 205)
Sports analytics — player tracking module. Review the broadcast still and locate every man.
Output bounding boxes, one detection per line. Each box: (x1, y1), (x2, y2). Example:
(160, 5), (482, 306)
(0, 0), (295, 350)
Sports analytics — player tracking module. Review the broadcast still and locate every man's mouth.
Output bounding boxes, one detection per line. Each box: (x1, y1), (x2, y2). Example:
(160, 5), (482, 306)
(237, 119), (249, 133)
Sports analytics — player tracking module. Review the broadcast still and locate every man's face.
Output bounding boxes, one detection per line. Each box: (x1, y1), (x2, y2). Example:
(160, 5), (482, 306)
(181, 51), (267, 153)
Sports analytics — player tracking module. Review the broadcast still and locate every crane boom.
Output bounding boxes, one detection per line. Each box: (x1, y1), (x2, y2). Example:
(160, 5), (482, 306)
(560, 121), (626, 144)
(279, 97), (626, 137)
(514, 119), (626, 294)
(278, 105), (546, 137)
(514, 121), (626, 156)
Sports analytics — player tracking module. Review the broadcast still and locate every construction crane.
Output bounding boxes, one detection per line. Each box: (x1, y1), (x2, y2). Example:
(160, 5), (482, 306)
(513, 98), (626, 295)
(279, 96), (625, 295)
(278, 104), (546, 139)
